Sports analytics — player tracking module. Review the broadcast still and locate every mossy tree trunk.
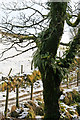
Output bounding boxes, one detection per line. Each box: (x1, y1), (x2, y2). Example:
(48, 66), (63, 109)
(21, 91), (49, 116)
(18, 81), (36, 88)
(39, 64), (62, 119)
(33, 2), (80, 119)
(33, 3), (67, 119)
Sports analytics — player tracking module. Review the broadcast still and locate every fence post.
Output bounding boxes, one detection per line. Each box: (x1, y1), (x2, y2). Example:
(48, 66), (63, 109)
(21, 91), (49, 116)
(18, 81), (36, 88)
(21, 65), (23, 74)
(5, 68), (12, 118)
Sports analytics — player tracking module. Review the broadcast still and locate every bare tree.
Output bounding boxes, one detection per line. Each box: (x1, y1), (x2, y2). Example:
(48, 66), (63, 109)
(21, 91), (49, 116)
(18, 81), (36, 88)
(0, 1), (49, 62)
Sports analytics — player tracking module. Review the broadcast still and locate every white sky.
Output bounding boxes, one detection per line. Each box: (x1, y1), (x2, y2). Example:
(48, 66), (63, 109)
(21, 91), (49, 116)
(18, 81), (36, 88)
(0, 0), (79, 43)
(0, 0), (79, 3)
(0, 0), (79, 45)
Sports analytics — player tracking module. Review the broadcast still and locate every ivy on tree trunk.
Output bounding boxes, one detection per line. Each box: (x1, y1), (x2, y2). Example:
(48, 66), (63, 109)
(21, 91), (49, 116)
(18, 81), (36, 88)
(33, 2), (80, 119)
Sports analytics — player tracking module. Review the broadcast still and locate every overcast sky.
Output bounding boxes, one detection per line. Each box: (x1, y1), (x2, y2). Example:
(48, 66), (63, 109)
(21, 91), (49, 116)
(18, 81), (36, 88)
(0, 0), (79, 44)
(0, 0), (79, 3)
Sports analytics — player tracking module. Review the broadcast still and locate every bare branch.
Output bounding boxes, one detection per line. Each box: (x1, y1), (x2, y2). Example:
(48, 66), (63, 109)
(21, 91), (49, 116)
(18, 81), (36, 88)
(66, 13), (80, 27)
(0, 43), (15, 58)
(2, 17), (47, 29)
(0, 46), (37, 62)
(60, 42), (69, 46)
(16, 41), (35, 48)
(0, 30), (36, 42)
(6, 7), (45, 18)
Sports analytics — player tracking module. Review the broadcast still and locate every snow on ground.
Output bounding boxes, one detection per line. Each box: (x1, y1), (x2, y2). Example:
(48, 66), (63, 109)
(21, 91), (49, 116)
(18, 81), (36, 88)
(18, 111), (28, 119)
(60, 102), (76, 110)
(0, 78), (79, 111)
(0, 80), (43, 114)
(0, 80), (43, 100)
(60, 102), (78, 119)
(0, 68), (79, 119)
(35, 115), (42, 119)
(0, 46), (35, 76)
(60, 94), (65, 100)
(60, 85), (80, 119)
(63, 86), (79, 94)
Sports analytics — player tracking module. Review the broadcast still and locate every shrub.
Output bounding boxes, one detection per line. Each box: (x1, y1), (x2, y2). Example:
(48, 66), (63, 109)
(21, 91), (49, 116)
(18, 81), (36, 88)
(26, 108), (35, 118)
(71, 90), (80, 103)
(64, 96), (70, 105)
(36, 106), (44, 116)
(10, 111), (19, 118)
(67, 92), (73, 104)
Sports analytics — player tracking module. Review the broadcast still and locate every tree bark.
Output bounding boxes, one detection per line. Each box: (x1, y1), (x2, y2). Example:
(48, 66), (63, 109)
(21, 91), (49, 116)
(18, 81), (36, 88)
(40, 66), (62, 119)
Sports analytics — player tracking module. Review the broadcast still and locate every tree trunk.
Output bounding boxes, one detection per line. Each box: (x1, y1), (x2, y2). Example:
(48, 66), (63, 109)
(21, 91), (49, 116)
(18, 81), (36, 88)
(30, 82), (33, 100)
(41, 66), (62, 119)
(5, 86), (9, 118)
(16, 84), (19, 108)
